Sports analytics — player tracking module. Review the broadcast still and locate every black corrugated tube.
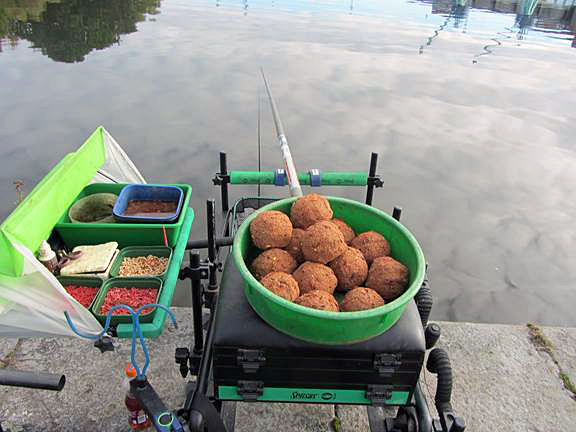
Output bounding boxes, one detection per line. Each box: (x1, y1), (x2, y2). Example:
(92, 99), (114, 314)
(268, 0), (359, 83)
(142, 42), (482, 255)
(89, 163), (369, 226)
(414, 279), (433, 328)
(426, 348), (453, 413)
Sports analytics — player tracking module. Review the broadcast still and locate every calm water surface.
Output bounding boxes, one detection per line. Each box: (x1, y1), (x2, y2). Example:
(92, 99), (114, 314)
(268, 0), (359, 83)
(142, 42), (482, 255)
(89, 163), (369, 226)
(1, 0), (575, 325)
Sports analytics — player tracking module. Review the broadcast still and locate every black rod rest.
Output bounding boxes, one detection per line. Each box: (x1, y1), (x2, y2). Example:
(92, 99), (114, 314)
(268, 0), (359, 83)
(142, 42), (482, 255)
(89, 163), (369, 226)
(186, 237), (233, 250)
(131, 376), (184, 432)
(426, 349), (466, 432)
(0, 369), (65, 391)
(414, 279), (433, 328)
(218, 152), (230, 213)
(0, 369), (66, 432)
(366, 152), (379, 205)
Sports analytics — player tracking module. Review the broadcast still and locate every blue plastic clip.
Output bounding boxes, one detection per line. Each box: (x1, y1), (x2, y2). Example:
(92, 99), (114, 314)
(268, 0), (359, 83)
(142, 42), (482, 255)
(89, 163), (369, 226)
(274, 169), (286, 186)
(309, 169), (322, 187)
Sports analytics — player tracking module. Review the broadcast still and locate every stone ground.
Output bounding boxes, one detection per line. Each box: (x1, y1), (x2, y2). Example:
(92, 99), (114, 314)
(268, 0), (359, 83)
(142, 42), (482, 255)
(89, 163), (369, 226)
(1, 308), (574, 431)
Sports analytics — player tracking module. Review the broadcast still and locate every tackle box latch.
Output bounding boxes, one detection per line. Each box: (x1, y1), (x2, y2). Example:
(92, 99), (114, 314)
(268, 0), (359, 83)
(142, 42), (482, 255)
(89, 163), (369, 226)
(237, 348), (266, 373)
(374, 353), (401, 376)
(365, 384), (393, 405)
(237, 380), (264, 401)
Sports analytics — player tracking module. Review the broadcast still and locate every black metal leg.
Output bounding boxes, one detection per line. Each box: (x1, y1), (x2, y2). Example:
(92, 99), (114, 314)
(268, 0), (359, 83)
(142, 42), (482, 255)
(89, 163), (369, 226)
(366, 152), (378, 205)
(414, 384), (433, 432)
(195, 293), (217, 396)
(367, 406), (386, 432)
(221, 401), (237, 432)
(180, 199), (228, 432)
(181, 296), (223, 431)
(132, 378), (183, 431)
(426, 350), (466, 432)
(206, 199), (219, 309)
(415, 278), (433, 329)
(183, 199), (221, 405)
(186, 390), (227, 432)
(219, 152), (229, 213)
(190, 251), (204, 356)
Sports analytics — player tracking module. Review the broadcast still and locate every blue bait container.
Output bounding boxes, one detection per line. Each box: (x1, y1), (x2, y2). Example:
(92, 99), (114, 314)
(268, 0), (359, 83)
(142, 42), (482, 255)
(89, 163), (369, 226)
(113, 185), (184, 223)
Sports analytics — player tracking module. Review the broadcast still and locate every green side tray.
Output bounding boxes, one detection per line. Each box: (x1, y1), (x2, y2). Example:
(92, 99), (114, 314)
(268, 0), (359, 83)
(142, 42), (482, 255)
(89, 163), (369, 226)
(109, 246), (172, 280)
(232, 196), (426, 345)
(92, 277), (163, 325)
(57, 276), (103, 311)
(54, 183), (193, 248)
(117, 207), (194, 338)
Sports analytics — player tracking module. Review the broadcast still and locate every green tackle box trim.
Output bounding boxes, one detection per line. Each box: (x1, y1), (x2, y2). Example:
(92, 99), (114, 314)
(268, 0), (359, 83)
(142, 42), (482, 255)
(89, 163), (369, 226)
(217, 385), (409, 405)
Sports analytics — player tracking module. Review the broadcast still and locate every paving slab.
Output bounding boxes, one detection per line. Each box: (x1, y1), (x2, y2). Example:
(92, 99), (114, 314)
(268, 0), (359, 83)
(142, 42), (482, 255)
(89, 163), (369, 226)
(235, 402), (334, 432)
(0, 338), (20, 367)
(423, 321), (576, 432)
(0, 337), (18, 359)
(335, 405), (371, 432)
(335, 405), (396, 432)
(541, 326), (576, 390)
(1, 309), (575, 432)
(0, 311), (192, 431)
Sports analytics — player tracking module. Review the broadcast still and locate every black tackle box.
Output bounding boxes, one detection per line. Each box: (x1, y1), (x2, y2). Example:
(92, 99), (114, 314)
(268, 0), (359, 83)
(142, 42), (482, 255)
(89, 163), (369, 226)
(212, 258), (426, 406)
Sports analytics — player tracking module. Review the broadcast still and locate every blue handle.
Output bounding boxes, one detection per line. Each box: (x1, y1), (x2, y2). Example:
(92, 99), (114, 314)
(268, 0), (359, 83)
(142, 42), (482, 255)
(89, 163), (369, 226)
(65, 304), (177, 378)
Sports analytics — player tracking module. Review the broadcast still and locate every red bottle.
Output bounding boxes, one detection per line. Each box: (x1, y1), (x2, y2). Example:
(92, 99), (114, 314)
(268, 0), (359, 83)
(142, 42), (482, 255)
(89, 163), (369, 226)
(124, 367), (151, 430)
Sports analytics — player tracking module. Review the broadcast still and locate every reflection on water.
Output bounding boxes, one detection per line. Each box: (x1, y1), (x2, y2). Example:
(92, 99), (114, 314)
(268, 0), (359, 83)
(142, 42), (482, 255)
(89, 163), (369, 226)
(0, 0), (575, 326)
(419, 1), (470, 54)
(1, 0), (576, 62)
(417, 0), (576, 46)
(0, 0), (159, 62)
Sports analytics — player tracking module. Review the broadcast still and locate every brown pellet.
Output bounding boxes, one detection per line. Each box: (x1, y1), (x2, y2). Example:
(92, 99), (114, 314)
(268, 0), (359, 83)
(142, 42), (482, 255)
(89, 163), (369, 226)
(118, 255), (169, 277)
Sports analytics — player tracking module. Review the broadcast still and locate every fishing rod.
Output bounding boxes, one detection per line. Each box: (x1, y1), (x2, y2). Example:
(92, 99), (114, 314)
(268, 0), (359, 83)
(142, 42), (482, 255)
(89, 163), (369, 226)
(260, 69), (303, 197)
(257, 85), (262, 198)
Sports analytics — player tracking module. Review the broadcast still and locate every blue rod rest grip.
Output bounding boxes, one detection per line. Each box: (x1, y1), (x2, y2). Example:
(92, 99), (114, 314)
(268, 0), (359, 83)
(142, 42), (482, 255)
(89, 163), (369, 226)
(309, 169), (322, 187)
(274, 169), (286, 186)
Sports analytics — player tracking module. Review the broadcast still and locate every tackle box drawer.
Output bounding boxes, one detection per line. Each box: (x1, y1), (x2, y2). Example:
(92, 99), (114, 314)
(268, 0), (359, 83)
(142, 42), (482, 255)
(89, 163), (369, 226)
(212, 259), (426, 404)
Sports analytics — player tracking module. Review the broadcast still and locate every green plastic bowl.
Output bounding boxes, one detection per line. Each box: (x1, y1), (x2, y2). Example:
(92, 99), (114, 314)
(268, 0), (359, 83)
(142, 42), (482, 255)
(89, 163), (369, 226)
(232, 196), (426, 345)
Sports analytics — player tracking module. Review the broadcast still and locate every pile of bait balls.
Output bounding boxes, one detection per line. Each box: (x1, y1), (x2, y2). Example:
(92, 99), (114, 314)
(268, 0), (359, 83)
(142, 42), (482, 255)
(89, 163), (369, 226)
(249, 194), (409, 312)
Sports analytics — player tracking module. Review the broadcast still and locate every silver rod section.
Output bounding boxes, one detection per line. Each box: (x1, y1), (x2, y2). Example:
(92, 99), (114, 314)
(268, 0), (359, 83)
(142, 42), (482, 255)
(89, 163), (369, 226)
(261, 69), (303, 197)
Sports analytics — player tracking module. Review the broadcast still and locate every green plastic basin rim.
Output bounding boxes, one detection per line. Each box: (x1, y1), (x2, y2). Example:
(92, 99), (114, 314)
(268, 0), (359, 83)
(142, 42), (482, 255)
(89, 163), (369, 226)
(232, 196), (426, 321)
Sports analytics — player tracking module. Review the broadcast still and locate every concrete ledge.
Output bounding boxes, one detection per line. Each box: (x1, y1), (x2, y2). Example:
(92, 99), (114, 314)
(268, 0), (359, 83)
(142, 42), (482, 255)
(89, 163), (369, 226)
(235, 403), (334, 432)
(421, 321), (576, 432)
(1, 308), (575, 431)
(542, 327), (576, 390)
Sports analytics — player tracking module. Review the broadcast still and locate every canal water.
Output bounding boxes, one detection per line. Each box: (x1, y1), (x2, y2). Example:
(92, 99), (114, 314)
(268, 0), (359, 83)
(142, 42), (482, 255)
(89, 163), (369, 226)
(1, 0), (575, 325)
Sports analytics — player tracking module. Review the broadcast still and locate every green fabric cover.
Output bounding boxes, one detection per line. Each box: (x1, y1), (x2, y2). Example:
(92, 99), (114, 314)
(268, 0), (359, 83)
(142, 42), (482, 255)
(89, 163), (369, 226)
(0, 127), (106, 278)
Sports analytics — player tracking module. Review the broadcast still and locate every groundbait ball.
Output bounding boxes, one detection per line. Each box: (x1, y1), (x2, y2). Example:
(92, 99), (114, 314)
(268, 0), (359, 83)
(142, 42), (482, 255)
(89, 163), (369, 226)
(294, 289), (339, 312)
(301, 220), (347, 264)
(329, 246), (368, 291)
(292, 262), (337, 295)
(341, 287), (385, 312)
(290, 194), (333, 229)
(330, 219), (355, 244)
(365, 256), (409, 301)
(251, 248), (298, 280)
(350, 231), (391, 265)
(260, 272), (300, 301)
(284, 228), (306, 264)
(250, 210), (293, 250)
